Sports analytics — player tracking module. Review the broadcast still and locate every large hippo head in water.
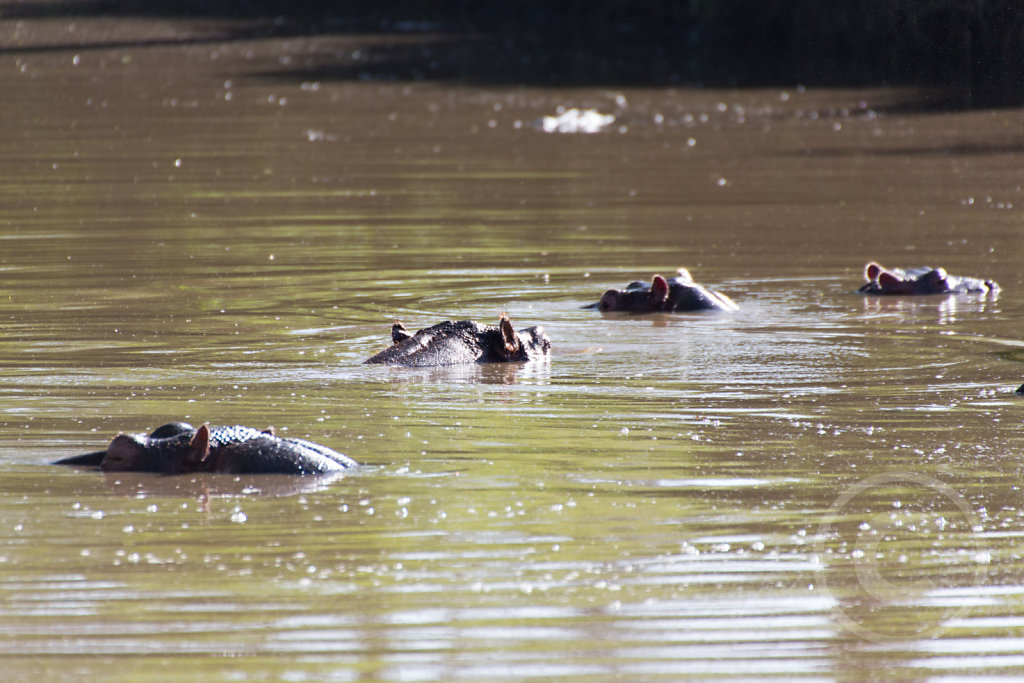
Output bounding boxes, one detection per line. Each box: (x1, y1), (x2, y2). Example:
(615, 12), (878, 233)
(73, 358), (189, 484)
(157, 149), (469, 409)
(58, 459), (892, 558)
(364, 313), (551, 366)
(592, 269), (738, 313)
(54, 422), (356, 475)
(858, 261), (998, 295)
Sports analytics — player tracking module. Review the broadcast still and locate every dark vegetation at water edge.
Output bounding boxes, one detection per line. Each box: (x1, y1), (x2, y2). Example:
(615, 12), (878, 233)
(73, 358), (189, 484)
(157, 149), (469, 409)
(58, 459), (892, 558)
(5, 0), (1024, 107)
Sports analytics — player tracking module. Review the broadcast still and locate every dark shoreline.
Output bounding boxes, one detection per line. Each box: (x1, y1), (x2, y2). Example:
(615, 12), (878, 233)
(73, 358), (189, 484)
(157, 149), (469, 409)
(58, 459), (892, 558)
(3, 0), (1023, 108)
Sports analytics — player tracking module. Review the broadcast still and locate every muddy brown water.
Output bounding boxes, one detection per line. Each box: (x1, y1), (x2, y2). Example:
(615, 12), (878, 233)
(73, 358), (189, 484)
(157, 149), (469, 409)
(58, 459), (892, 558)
(3, 13), (1024, 681)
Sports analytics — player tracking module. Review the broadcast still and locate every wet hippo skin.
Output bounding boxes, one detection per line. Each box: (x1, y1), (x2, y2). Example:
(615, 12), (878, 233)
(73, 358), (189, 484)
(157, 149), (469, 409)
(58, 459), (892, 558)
(54, 422), (356, 475)
(589, 268), (738, 312)
(858, 261), (998, 295)
(365, 313), (551, 366)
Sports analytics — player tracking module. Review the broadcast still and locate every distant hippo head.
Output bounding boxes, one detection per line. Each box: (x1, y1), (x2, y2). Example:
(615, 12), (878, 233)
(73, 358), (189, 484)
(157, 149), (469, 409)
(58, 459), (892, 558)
(864, 262), (949, 294)
(860, 261), (996, 295)
(595, 269), (737, 312)
(599, 275), (670, 312)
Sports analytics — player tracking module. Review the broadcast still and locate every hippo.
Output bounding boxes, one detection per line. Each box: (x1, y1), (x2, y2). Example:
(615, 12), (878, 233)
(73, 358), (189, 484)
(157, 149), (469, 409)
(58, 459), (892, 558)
(858, 262), (998, 295)
(53, 422), (357, 475)
(364, 313), (551, 366)
(588, 269), (738, 312)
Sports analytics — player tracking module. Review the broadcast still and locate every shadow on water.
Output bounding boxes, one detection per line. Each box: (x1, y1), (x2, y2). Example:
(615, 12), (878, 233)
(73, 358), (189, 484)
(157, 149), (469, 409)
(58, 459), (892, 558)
(4, 0), (1024, 109)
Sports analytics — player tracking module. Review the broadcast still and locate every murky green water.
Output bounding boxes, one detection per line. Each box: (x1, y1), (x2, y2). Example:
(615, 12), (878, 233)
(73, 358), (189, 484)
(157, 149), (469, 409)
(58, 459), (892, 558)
(3, 10), (1024, 681)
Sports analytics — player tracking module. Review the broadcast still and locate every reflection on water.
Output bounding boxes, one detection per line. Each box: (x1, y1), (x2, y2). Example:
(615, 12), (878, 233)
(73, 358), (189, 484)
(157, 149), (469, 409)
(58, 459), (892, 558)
(97, 470), (354, 499)
(365, 357), (552, 386)
(860, 291), (1001, 323)
(2, 11), (1024, 681)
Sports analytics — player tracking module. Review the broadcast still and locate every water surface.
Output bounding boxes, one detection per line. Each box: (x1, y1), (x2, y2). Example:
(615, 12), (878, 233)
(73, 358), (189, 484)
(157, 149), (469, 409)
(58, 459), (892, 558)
(3, 12), (1024, 681)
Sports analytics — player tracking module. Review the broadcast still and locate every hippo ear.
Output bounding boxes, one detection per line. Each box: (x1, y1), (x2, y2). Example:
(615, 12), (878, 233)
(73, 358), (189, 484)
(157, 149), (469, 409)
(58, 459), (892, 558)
(187, 423), (212, 466)
(498, 313), (524, 359)
(878, 271), (903, 291)
(650, 275), (670, 304)
(100, 434), (145, 471)
(262, 426), (276, 436)
(391, 321), (412, 345)
(864, 262), (884, 281)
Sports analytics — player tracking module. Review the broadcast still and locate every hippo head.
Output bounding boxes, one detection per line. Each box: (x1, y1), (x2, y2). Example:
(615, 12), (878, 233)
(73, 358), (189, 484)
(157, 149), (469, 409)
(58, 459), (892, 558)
(100, 423), (212, 473)
(864, 262), (952, 294)
(516, 326), (552, 361)
(598, 275), (670, 312)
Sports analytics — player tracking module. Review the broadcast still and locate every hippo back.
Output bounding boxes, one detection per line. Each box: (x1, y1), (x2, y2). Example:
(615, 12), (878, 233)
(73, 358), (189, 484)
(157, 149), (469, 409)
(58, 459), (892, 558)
(365, 321), (492, 366)
(205, 425), (356, 474)
(665, 277), (738, 312)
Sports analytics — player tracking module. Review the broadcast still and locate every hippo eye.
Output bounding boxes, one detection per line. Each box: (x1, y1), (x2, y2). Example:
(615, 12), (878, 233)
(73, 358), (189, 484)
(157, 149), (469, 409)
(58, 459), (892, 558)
(923, 270), (948, 288)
